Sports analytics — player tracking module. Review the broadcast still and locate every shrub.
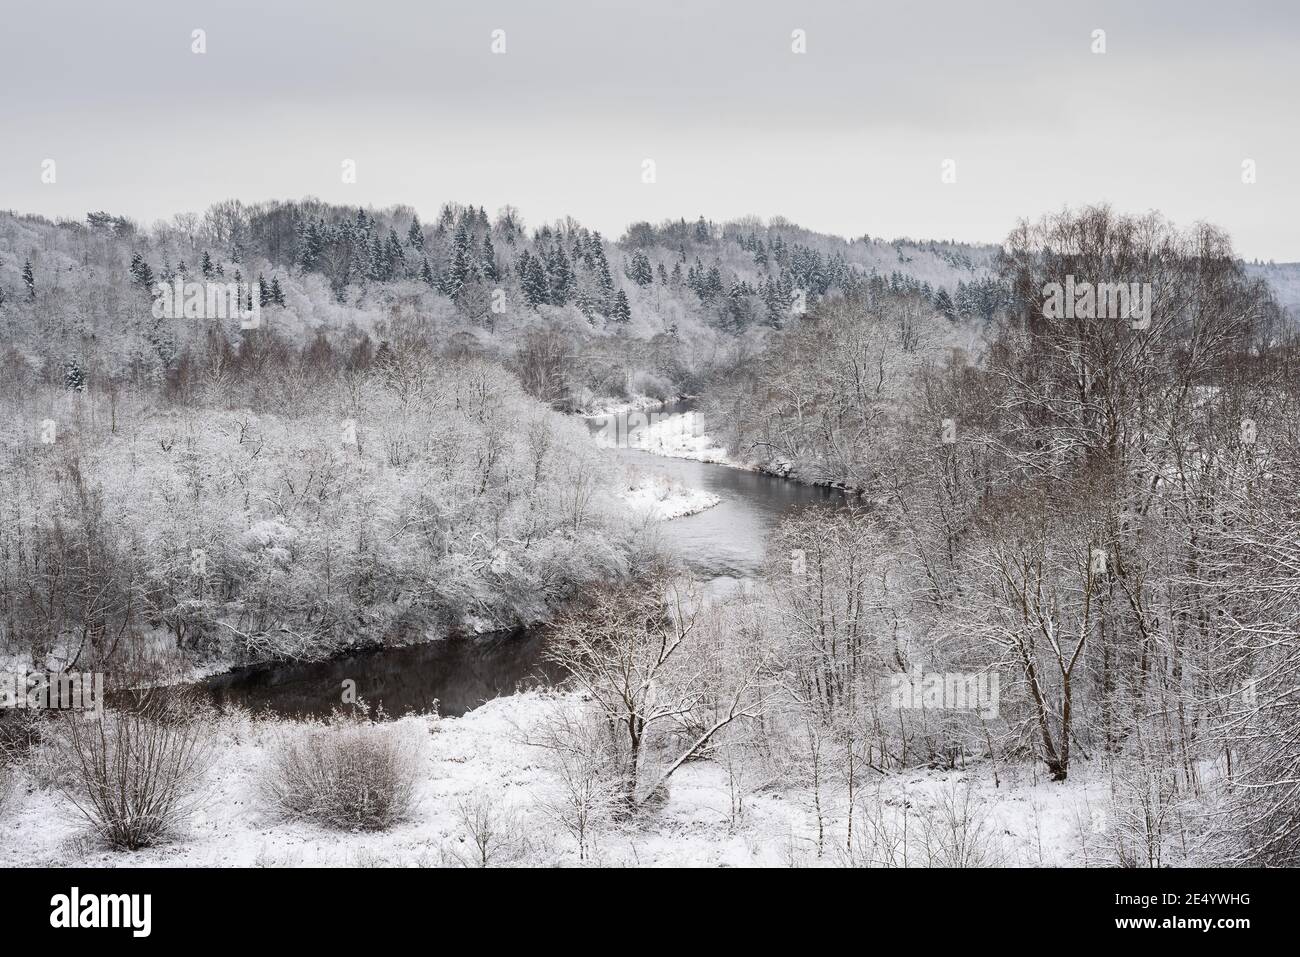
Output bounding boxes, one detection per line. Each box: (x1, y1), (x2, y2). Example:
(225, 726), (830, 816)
(449, 790), (527, 867)
(51, 690), (214, 850)
(260, 708), (421, 831)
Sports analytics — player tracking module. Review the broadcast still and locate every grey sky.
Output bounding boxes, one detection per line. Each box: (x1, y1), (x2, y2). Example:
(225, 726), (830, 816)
(1, 0), (1297, 258)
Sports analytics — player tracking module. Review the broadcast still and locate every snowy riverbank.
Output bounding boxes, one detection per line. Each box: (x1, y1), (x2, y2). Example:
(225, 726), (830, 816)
(0, 691), (1110, 868)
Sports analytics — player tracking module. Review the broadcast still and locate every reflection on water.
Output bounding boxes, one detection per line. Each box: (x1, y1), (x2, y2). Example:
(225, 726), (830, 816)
(203, 630), (560, 719)
(202, 402), (845, 719)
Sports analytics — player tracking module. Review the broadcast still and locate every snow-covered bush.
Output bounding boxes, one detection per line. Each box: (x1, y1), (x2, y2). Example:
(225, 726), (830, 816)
(50, 691), (214, 850)
(260, 709), (422, 831)
(448, 790), (528, 867)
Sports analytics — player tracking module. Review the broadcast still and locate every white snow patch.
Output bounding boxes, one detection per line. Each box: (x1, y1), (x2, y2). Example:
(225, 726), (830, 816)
(618, 474), (721, 521)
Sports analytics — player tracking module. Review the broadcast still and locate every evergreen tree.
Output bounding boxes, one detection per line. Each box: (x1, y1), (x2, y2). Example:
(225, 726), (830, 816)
(257, 273), (270, 307)
(699, 265), (723, 303)
(627, 250), (653, 286)
(270, 276), (285, 306)
(444, 240), (472, 296)
(332, 254), (351, 303)
(935, 287), (955, 320)
(201, 251), (214, 279)
(367, 234), (387, 281)
(480, 233), (499, 282)
(597, 258), (615, 303)
(129, 253), (155, 290)
(610, 289), (631, 323)
(385, 229), (404, 277)
(547, 242), (573, 304)
(442, 222), (473, 295)
(420, 257), (435, 287)
(298, 220), (324, 270)
(64, 358), (85, 392)
(522, 257), (549, 307)
(406, 215), (424, 250)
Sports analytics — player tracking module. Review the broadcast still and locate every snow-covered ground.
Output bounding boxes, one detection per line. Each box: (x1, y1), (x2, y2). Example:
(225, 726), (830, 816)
(616, 473), (721, 521)
(0, 691), (1108, 868)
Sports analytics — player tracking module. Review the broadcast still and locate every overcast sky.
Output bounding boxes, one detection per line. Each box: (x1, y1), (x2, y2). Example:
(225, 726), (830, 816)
(1, 0), (1296, 259)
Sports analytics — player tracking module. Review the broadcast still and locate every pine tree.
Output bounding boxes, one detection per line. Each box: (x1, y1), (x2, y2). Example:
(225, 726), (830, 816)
(129, 253), (155, 290)
(406, 215), (424, 250)
(332, 254), (351, 304)
(444, 241), (472, 297)
(522, 257), (549, 307)
(694, 216), (710, 243)
(201, 251), (214, 279)
(420, 257), (435, 287)
(627, 250), (653, 286)
(597, 258), (614, 304)
(298, 220), (324, 270)
(385, 229), (404, 278)
(270, 276), (285, 306)
(443, 222), (473, 295)
(934, 287), (955, 320)
(367, 234), (387, 281)
(480, 234), (499, 282)
(611, 289), (631, 323)
(64, 358), (85, 392)
(548, 242), (573, 304)
(257, 273), (270, 307)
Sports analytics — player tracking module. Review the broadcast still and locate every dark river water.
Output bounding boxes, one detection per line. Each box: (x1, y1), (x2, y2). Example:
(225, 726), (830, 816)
(202, 629), (560, 719)
(201, 402), (844, 719)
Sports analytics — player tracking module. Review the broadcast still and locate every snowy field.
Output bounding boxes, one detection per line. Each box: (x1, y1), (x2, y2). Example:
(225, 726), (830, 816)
(0, 692), (1109, 868)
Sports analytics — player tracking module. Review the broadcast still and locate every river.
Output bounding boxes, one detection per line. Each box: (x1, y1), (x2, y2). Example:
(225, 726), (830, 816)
(201, 403), (843, 718)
